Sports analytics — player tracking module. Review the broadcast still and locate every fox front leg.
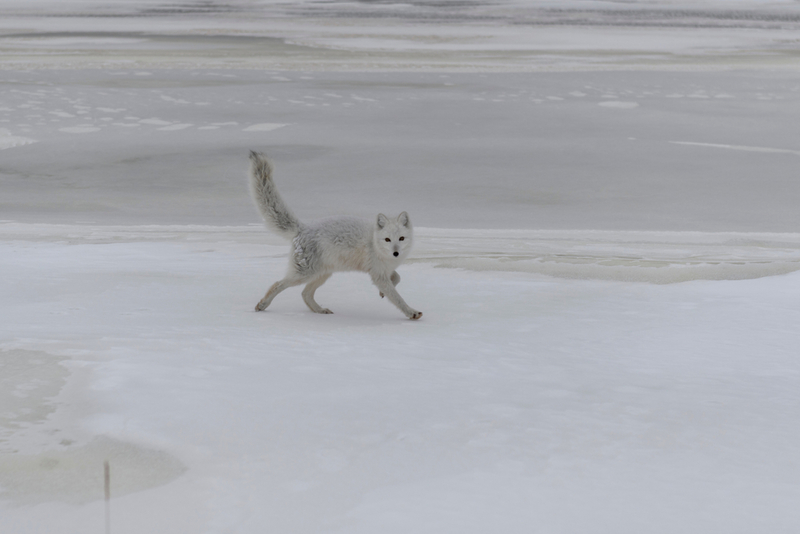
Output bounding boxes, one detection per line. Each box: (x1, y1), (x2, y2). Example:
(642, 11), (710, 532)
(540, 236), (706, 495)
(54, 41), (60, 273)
(373, 273), (421, 320)
(379, 271), (401, 299)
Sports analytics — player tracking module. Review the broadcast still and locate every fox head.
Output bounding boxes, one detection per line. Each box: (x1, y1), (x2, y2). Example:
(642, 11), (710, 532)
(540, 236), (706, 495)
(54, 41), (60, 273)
(374, 212), (413, 261)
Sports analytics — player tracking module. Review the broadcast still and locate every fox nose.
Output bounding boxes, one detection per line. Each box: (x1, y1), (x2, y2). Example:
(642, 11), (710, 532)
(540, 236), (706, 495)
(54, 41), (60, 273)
(393, 251), (399, 257)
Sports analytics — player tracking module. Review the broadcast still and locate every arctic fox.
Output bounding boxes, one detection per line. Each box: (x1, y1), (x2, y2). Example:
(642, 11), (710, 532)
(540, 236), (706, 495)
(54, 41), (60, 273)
(248, 151), (422, 320)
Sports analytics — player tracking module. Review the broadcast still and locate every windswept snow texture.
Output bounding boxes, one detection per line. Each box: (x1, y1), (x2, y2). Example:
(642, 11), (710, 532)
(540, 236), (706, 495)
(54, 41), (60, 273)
(2, 1), (800, 533)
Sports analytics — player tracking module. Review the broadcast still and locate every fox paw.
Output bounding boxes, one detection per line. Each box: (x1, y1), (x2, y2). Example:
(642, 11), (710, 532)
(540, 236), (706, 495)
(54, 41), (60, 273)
(379, 292), (384, 298)
(409, 311), (423, 320)
(319, 308), (334, 314)
(255, 302), (267, 312)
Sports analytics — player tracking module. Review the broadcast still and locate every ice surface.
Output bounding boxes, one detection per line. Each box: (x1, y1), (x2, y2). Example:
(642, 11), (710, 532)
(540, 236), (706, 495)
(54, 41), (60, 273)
(0, 349), (69, 443)
(2, 69), (799, 232)
(0, 435), (186, 505)
(2, 0), (800, 532)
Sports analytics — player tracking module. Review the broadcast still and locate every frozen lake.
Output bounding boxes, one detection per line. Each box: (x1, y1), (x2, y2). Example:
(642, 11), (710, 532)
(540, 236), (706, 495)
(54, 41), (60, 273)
(2, 1), (800, 533)
(3, 68), (800, 232)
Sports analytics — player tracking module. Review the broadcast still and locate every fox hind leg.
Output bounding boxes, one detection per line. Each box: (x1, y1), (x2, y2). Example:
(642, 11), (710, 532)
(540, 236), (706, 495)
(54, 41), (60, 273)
(302, 273), (333, 314)
(255, 273), (306, 311)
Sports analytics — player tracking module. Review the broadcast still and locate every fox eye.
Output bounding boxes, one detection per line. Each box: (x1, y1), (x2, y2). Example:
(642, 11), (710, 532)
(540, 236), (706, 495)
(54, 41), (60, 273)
(385, 238), (391, 242)
(399, 236), (405, 241)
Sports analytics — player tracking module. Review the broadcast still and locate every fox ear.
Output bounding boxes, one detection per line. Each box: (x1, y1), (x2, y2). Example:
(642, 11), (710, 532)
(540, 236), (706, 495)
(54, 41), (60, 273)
(376, 213), (388, 229)
(398, 211), (410, 227)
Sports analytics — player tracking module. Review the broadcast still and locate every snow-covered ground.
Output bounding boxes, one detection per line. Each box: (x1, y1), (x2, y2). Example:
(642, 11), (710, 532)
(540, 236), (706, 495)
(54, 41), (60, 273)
(2, 1), (800, 533)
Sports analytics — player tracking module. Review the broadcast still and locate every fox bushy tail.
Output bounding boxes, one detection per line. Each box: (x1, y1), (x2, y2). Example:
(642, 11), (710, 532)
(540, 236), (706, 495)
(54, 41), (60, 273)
(249, 151), (302, 239)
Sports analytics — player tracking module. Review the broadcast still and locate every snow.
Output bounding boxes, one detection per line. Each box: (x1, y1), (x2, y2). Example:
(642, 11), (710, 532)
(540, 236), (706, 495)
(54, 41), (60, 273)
(2, 0), (800, 532)
(2, 224), (800, 532)
(242, 123), (288, 132)
(0, 128), (38, 149)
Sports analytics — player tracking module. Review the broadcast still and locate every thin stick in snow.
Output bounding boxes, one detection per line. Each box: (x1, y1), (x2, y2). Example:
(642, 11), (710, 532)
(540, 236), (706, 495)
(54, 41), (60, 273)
(104, 460), (111, 534)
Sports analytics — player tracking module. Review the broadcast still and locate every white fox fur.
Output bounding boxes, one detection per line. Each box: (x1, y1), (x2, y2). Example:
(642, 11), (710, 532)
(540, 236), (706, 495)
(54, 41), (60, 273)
(249, 151), (422, 320)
